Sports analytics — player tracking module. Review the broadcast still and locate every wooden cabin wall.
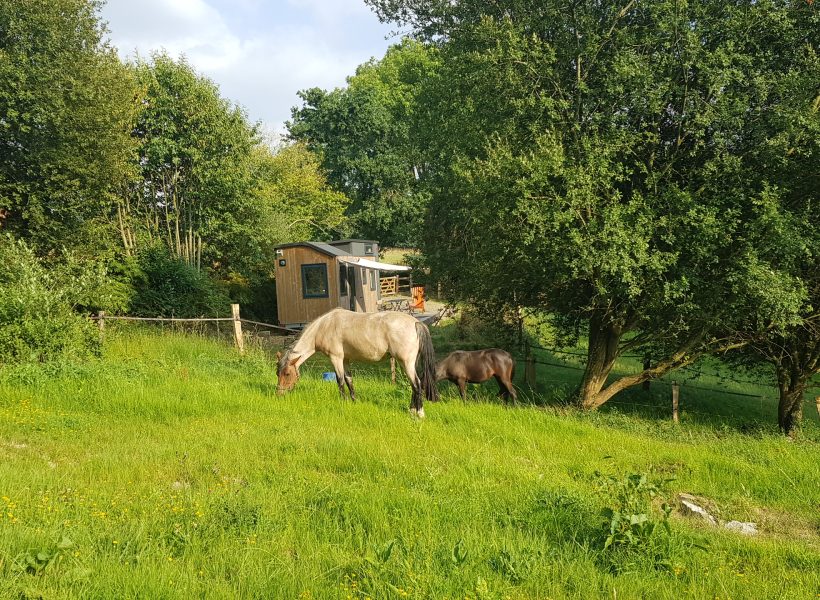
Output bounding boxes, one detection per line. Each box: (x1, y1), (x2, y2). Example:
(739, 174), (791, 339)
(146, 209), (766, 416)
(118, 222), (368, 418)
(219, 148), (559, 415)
(361, 268), (379, 312)
(275, 247), (342, 326)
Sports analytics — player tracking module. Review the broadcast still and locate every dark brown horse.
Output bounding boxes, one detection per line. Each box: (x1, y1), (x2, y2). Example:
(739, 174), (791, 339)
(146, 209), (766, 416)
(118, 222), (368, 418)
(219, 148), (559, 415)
(436, 349), (517, 404)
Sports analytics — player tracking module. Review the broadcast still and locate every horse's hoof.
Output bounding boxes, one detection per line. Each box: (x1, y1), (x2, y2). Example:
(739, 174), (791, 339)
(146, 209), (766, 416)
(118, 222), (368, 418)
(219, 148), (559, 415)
(410, 407), (426, 419)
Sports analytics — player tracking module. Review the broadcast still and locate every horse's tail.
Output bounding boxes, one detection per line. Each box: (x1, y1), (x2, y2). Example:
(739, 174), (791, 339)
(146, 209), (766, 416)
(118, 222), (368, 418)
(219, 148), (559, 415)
(415, 321), (439, 403)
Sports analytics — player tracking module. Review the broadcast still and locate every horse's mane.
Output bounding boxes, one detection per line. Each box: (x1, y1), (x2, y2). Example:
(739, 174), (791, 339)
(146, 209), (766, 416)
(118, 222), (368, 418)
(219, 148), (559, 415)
(278, 331), (305, 371)
(278, 310), (329, 370)
(277, 345), (294, 372)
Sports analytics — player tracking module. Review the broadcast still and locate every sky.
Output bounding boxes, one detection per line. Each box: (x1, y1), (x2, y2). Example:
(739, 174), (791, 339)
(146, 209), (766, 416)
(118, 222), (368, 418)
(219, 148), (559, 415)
(100, 0), (400, 139)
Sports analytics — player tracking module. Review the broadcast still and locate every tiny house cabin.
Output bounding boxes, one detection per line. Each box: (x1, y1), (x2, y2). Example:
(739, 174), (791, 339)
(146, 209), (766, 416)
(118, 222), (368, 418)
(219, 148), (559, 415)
(274, 240), (409, 329)
(327, 239), (379, 258)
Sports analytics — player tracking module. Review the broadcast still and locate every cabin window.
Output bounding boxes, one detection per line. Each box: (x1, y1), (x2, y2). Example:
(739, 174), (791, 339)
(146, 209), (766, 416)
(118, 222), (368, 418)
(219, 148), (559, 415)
(301, 264), (329, 298)
(369, 270), (377, 291)
(364, 244), (373, 255)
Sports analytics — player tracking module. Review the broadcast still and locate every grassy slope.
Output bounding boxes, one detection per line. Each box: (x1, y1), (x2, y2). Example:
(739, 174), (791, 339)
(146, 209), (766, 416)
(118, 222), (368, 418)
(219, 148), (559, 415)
(0, 328), (818, 599)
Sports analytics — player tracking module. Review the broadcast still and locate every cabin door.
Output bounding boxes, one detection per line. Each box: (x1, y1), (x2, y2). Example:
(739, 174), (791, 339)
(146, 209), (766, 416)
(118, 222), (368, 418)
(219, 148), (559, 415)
(354, 267), (367, 311)
(347, 267), (358, 311)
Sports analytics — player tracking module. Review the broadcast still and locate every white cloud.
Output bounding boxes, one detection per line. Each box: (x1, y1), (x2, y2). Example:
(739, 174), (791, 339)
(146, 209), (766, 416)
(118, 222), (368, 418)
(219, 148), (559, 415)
(287, 0), (376, 20)
(101, 0), (394, 134)
(103, 0), (230, 57)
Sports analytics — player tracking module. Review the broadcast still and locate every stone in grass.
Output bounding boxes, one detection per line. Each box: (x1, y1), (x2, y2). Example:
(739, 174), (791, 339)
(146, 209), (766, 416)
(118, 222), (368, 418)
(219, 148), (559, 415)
(677, 493), (718, 526)
(724, 520), (758, 536)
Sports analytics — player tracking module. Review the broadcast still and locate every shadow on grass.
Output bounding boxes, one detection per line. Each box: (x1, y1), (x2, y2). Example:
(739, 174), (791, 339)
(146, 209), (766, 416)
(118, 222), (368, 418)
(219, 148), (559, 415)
(245, 380), (278, 397)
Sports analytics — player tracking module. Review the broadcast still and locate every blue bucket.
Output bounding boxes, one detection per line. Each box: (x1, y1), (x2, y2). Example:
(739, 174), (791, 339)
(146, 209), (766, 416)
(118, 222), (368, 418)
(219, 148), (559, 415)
(322, 372), (337, 382)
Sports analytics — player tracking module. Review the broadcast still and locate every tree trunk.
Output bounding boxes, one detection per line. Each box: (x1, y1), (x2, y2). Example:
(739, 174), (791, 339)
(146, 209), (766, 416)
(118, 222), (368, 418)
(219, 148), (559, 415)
(577, 311), (622, 409)
(580, 331), (711, 410)
(116, 204), (132, 256)
(196, 233), (202, 272)
(778, 386), (804, 437)
(777, 365), (805, 437)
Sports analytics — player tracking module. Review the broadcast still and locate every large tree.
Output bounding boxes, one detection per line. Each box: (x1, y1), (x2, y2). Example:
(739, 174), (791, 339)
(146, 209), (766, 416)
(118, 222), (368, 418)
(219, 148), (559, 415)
(247, 142), (349, 245)
(288, 39), (438, 246)
(119, 56), (351, 321)
(119, 53), (258, 271)
(367, 0), (817, 409)
(0, 0), (139, 251)
(213, 142), (351, 321)
(727, 54), (820, 435)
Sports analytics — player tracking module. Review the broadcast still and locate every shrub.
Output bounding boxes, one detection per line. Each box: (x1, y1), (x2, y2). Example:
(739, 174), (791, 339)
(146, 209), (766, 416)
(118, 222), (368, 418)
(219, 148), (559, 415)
(595, 470), (686, 574)
(214, 270), (277, 323)
(0, 236), (105, 363)
(598, 472), (672, 552)
(129, 246), (230, 317)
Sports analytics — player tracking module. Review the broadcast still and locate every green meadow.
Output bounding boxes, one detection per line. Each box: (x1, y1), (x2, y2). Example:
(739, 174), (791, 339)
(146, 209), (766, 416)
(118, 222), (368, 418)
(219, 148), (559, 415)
(1, 327), (819, 599)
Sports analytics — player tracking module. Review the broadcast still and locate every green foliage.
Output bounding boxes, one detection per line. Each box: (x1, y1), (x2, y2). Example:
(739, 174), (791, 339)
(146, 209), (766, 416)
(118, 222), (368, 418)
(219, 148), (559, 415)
(0, 0), (139, 252)
(124, 53), (258, 271)
(213, 270), (278, 323)
(598, 472), (672, 553)
(289, 40), (439, 246)
(0, 237), (111, 363)
(450, 538), (469, 567)
(17, 537), (73, 576)
(203, 142), (348, 321)
(247, 142), (349, 244)
(367, 0), (819, 410)
(488, 547), (536, 584)
(595, 470), (690, 576)
(720, 56), (820, 432)
(128, 246), (229, 318)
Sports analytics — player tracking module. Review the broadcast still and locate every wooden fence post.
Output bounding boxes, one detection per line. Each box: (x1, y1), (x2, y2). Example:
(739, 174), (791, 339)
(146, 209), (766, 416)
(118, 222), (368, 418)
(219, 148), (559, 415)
(642, 356), (651, 391)
(525, 344), (536, 390)
(231, 304), (244, 355)
(672, 381), (680, 423)
(98, 311), (105, 343)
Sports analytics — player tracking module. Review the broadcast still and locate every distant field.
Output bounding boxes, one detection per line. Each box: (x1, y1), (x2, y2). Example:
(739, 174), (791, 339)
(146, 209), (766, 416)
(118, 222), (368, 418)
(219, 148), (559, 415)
(380, 247), (418, 266)
(0, 327), (818, 599)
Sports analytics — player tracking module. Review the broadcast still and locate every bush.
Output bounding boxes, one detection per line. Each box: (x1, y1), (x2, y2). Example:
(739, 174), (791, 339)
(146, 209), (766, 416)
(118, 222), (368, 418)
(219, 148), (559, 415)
(214, 270), (278, 323)
(595, 470), (688, 574)
(129, 246), (230, 317)
(0, 236), (105, 363)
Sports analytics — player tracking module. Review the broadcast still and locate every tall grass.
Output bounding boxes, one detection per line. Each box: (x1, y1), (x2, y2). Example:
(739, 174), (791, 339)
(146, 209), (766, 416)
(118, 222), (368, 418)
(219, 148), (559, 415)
(0, 326), (818, 598)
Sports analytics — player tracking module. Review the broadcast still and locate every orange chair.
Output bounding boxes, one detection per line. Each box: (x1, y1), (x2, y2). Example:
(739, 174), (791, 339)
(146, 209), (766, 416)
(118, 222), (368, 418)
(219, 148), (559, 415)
(410, 285), (425, 313)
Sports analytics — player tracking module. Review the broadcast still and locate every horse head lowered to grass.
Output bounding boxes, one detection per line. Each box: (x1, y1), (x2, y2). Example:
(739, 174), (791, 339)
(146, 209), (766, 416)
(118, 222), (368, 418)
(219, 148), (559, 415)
(276, 308), (438, 417)
(436, 348), (517, 404)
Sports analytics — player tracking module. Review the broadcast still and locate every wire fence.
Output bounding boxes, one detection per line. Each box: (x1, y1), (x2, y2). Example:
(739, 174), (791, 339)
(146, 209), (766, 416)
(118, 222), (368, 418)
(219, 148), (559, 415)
(90, 304), (298, 357)
(90, 314), (297, 335)
(524, 345), (819, 414)
(89, 309), (818, 416)
(529, 344), (644, 360)
(528, 342), (803, 390)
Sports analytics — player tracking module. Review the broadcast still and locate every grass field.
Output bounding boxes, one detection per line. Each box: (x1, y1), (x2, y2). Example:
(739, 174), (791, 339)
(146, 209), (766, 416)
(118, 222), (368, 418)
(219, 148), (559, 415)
(1, 326), (819, 599)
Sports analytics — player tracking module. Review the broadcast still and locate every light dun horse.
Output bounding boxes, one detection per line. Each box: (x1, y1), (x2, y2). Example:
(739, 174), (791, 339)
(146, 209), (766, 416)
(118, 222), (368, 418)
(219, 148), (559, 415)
(436, 348), (517, 404)
(276, 309), (439, 417)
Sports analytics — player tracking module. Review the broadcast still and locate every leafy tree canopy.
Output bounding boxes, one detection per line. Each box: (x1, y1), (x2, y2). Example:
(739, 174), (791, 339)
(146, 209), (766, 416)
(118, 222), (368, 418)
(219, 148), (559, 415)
(367, 0), (819, 409)
(0, 0), (139, 252)
(288, 39), (439, 246)
(122, 52), (258, 272)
